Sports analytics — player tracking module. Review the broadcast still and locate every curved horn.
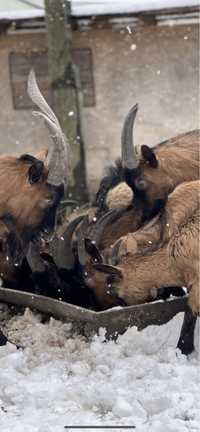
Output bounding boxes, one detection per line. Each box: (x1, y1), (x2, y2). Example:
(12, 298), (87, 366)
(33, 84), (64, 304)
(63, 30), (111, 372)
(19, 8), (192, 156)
(88, 208), (125, 246)
(53, 215), (85, 270)
(27, 69), (69, 189)
(110, 238), (123, 265)
(121, 103), (139, 170)
(77, 215), (90, 266)
(26, 242), (46, 273)
(77, 209), (125, 266)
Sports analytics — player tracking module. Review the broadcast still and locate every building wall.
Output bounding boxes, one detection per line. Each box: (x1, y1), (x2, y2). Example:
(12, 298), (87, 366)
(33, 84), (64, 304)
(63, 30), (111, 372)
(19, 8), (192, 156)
(0, 23), (198, 197)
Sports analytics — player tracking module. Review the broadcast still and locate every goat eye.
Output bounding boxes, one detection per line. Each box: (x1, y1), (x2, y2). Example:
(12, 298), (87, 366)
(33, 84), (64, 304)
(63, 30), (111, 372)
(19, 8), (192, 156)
(135, 177), (147, 191)
(28, 162), (44, 185)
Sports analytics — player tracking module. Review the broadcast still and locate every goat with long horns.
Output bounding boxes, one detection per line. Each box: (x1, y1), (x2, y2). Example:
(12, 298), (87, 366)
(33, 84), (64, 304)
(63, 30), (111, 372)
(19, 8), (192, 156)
(0, 70), (69, 279)
(56, 104), (199, 275)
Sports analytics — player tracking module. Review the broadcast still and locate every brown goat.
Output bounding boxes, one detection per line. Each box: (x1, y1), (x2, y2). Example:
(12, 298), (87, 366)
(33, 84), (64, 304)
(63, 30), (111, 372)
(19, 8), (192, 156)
(93, 104), (199, 251)
(82, 180), (199, 353)
(53, 105), (199, 272)
(0, 70), (69, 251)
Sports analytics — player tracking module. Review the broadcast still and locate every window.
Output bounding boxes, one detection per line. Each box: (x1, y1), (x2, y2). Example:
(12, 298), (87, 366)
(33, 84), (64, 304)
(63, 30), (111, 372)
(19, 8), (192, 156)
(9, 48), (95, 109)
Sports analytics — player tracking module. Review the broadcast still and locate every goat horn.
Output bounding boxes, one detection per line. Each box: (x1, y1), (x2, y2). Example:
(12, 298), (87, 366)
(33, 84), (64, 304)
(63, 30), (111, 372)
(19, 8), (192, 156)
(77, 215), (90, 266)
(53, 215), (85, 270)
(27, 69), (69, 189)
(77, 209), (124, 267)
(88, 208), (125, 246)
(26, 242), (46, 273)
(110, 238), (122, 265)
(121, 103), (139, 170)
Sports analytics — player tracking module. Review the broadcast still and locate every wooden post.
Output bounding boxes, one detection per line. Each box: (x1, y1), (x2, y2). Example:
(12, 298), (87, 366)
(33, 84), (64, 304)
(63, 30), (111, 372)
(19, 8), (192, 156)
(44, 0), (88, 204)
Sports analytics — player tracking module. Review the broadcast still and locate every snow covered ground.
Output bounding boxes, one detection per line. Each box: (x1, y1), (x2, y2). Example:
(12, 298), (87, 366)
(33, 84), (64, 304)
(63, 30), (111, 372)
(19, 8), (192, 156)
(0, 308), (199, 432)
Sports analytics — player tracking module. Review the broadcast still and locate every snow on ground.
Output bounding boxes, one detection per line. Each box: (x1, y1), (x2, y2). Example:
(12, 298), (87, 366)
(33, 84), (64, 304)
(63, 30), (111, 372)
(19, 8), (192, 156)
(0, 308), (199, 432)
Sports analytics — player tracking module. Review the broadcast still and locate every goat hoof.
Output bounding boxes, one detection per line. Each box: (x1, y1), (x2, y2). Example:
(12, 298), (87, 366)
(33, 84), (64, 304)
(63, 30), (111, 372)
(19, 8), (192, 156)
(177, 339), (194, 356)
(0, 330), (23, 350)
(0, 330), (8, 346)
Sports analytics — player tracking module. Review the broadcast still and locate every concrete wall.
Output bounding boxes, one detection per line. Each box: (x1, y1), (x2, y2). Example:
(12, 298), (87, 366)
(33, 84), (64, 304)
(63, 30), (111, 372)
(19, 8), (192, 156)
(0, 23), (199, 197)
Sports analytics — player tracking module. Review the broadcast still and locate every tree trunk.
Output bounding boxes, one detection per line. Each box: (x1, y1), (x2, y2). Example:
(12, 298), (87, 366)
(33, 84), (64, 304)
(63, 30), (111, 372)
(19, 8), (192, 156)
(44, 0), (88, 204)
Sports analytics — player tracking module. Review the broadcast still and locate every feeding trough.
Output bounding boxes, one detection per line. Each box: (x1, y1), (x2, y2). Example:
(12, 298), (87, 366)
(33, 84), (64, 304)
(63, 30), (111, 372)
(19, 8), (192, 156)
(0, 287), (187, 338)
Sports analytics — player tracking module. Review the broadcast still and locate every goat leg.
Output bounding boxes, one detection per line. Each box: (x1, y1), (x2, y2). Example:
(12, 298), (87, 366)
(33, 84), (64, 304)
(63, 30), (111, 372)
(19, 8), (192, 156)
(177, 306), (197, 355)
(0, 329), (23, 349)
(0, 329), (8, 346)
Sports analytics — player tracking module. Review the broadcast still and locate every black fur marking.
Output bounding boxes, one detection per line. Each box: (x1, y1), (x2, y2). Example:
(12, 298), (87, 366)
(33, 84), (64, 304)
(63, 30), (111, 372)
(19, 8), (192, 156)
(59, 262), (97, 309)
(0, 330), (22, 349)
(0, 330), (8, 346)
(141, 145), (158, 168)
(0, 213), (15, 225)
(28, 160), (44, 185)
(29, 255), (97, 309)
(7, 231), (23, 262)
(157, 287), (185, 300)
(95, 159), (125, 211)
(177, 307), (197, 355)
(84, 238), (103, 264)
(18, 154), (39, 164)
(0, 214), (24, 264)
(124, 166), (142, 191)
(93, 263), (122, 278)
(141, 198), (166, 223)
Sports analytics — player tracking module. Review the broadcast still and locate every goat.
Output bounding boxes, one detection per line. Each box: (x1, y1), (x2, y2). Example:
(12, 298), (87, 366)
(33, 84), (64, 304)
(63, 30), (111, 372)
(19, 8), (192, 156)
(0, 69), (69, 248)
(80, 180), (199, 354)
(0, 69), (71, 291)
(50, 105), (199, 272)
(93, 105), (199, 250)
(0, 214), (96, 310)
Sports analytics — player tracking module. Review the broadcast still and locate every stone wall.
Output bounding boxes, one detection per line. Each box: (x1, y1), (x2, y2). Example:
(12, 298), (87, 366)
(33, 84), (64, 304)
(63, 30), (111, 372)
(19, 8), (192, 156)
(0, 23), (198, 198)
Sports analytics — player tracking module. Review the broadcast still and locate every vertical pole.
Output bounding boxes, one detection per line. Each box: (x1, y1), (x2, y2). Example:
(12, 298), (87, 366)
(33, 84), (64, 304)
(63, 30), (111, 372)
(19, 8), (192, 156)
(44, 0), (88, 203)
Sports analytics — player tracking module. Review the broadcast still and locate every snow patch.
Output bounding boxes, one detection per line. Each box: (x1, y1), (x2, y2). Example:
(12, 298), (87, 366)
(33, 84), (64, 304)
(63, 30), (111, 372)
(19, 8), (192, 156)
(0, 309), (199, 431)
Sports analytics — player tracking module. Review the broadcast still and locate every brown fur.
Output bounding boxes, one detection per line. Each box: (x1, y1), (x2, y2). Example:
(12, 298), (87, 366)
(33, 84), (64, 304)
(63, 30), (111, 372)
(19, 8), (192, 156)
(84, 181), (199, 315)
(99, 206), (143, 250)
(84, 265), (120, 309)
(97, 130), (199, 251)
(137, 130), (199, 206)
(0, 155), (58, 236)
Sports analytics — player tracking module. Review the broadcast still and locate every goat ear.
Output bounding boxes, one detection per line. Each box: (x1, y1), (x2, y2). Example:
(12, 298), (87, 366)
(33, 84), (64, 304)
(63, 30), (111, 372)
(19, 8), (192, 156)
(141, 145), (158, 168)
(93, 263), (122, 278)
(28, 160), (44, 185)
(84, 238), (103, 264)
